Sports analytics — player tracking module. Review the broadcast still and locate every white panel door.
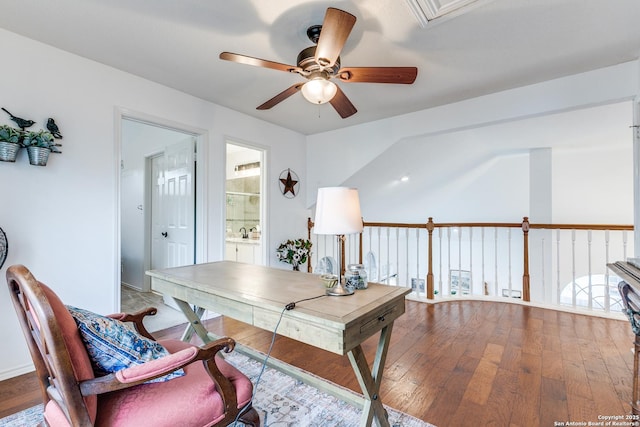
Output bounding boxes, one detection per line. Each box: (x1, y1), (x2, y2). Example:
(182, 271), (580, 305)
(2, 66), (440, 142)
(151, 138), (195, 271)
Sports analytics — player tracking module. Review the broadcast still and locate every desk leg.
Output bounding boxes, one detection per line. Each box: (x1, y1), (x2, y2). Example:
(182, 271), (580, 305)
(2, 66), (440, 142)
(347, 323), (393, 427)
(179, 306), (206, 342)
(172, 298), (215, 343)
(173, 295), (392, 427)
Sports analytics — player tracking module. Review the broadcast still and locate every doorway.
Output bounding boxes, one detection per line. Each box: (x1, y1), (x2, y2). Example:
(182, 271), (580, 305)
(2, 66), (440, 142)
(119, 114), (206, 308)
(225, 142), (266, 265)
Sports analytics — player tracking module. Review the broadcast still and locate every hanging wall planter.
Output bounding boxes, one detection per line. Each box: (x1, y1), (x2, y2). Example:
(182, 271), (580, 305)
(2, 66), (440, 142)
(27, 146), (50, 166)
(23, 130), (61, 166)
(0, 125), (23, 162)
(0, 141), (21, 162)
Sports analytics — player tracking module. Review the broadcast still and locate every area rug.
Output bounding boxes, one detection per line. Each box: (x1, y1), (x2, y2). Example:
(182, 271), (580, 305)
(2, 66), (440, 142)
(0, 351), (433, 427)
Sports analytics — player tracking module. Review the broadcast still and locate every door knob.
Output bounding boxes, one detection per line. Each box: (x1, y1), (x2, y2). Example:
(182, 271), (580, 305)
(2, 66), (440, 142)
(161, 232), (168, 238)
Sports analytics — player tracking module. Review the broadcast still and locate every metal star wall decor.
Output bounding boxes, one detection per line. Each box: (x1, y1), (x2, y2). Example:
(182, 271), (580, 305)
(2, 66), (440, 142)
(279, 168), (299, 198)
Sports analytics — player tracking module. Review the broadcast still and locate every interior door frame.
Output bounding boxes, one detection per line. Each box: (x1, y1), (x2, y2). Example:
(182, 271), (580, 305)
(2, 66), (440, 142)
(145, 150), (165, 292)
(115, 107), (208, 309)
(224, 137), (269, 265)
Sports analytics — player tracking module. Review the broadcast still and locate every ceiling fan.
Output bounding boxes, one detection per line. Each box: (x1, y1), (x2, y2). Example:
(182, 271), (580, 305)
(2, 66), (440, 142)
(219, 7), (418, 119)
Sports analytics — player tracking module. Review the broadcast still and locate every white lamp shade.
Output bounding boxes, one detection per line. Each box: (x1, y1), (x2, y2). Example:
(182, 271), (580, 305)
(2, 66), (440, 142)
(301, 78), (337, 105)
(314, 187), (363, 235)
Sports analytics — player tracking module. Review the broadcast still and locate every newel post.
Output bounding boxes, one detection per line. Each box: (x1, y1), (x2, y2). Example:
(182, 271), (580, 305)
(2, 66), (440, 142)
(358, 218), (364, 264)
(522, 217), (531, 302)
(426, 217), (435, 299)
(307, 217), (314, 273)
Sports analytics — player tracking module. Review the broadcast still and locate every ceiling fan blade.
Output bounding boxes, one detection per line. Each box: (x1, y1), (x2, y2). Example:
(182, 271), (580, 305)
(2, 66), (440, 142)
(314, 8), (356, 68)
(257, 84), (304, 110)
(337, 67), (418, 84)
(220, 52), (301, 74)
(329, 85), (357, 119)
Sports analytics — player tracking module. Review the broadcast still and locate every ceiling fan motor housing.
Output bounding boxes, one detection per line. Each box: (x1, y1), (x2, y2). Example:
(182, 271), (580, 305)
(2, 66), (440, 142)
(297, 46), (340, 75)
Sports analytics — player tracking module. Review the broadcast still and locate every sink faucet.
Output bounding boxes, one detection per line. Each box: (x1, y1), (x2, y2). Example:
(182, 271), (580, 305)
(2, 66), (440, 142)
(239, 227), (248, 239)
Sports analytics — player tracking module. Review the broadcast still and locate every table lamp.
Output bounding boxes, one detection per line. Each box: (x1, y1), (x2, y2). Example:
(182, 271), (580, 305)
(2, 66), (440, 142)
(314, 187), (363, 296)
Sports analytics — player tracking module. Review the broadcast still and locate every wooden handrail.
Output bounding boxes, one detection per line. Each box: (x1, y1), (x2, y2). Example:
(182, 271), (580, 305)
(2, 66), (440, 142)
(429, 222), (523, 228)
(307, 216), (634, 303)
(363, 221), (427, 228)
(364, 221), (633, 231)
(529, 223), (633, 231)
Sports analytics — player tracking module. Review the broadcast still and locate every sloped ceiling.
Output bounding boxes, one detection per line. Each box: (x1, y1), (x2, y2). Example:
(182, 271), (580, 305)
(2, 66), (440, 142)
(344, 101), (633, 222)
(0, 0), (638, 135)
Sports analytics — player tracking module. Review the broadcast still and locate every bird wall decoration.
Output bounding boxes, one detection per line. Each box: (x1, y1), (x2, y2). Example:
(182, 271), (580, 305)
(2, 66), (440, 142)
(1, 107), (35, 130)
(46, 118), (63, 139)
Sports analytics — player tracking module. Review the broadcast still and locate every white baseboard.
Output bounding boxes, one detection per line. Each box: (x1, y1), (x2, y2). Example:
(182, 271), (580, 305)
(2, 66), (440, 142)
(121, 281), (143, 292)
(0, 362), (35, 381)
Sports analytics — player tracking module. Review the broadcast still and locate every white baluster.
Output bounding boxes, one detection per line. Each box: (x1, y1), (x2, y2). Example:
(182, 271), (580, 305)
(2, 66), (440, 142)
(458, 227), (462, 297)
(508, 228), (512, 297)
(367, 227), (373, 280)
(438, 227), (443, 296)
(541, 236), (545, 303)
(481, 227), (486, 295)
(571, 229), (576, 308)
(469, 227), (473, 295)
(386, 227), (391, 284)
(416, 228), (420, 298)
(587, 230), (592, 310)
(377, 228), (381, 283)
(556, 229), (561, 307)
(395, 228), (400, 288)
(447, 227), (452, 295)
(494, 227), (498, 296)
(604, 229), (610, 312)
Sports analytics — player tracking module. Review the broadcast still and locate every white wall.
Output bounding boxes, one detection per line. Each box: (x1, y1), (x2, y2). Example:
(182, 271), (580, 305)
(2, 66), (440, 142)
(553, 144), (634, 223)
(0, 28), (306, 379)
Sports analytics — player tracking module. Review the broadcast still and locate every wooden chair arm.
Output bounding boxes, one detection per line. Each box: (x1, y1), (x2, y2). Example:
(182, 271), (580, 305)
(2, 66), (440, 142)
(108, 307), (157, 340)
(78, 337), (237, 397)
(198, 337), (239, 416)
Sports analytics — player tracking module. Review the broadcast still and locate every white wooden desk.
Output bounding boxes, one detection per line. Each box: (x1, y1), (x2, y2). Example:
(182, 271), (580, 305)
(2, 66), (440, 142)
(147, 261), (410, 427)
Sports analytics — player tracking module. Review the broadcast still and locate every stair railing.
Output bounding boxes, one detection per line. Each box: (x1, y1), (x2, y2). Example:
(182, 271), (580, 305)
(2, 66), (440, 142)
(307, 217), (633, 315)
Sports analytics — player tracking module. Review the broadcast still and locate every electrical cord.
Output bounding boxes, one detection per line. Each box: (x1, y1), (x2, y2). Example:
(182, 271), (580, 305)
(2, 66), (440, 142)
(284, 294), (327, 311)
(232, 294), (326, 425)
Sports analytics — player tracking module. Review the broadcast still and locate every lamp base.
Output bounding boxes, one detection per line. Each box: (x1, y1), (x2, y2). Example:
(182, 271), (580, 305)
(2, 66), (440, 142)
(326, 282), (354, 296)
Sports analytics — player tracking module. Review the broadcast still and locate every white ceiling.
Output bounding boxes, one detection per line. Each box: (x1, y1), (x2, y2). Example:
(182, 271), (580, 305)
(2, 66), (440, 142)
(0, 0), (638, 135)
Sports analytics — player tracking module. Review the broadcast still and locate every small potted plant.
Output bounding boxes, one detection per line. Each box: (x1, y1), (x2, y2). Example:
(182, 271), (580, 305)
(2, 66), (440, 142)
(22, 129), (61, 166)
(0, 125), (23, 162)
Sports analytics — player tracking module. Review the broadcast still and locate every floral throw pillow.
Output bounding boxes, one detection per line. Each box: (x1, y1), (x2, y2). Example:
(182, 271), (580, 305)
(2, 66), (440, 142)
(66, 305), (184, 383)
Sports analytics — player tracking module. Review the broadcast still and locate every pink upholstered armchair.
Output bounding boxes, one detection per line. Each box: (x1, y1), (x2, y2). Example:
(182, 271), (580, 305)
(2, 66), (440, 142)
(7, 264), (260, 426)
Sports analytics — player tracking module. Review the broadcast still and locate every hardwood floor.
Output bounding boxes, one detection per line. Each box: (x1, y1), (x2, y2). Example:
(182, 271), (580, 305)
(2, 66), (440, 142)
(0, 300), (634, 426)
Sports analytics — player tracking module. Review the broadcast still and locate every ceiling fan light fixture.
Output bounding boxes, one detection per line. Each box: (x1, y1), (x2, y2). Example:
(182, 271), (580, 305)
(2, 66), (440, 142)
(301, 78), (337, 105)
